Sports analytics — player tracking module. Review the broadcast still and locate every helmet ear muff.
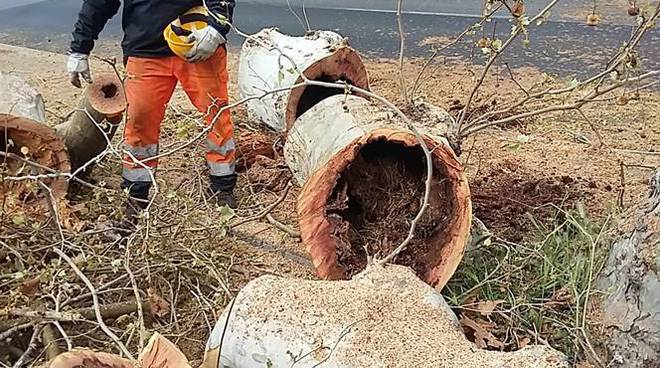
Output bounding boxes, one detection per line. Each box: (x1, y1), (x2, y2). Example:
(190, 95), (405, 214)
(170, 13), (209, 36)
(163, 6), (210, 59)
(178, 13), (209, 26)
(170, 24), (192, 37)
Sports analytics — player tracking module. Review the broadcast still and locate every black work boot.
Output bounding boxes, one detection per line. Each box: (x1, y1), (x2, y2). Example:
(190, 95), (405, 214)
(120, 180), (151, 225)
(208, 174), (238, 209)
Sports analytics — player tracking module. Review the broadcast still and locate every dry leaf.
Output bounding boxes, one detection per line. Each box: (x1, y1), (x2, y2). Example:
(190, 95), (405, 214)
(20, 277), (41, 298)
(460, 315), (505, 350)
(518, 337), (531, 348)
(512, 1), (525, 17)
(148, 288), (170, 319)
(546, 287), (574, 310)
(477, 299), (504, 317)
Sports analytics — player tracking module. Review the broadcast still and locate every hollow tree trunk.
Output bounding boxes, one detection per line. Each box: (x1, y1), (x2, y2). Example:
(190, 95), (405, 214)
(288, 95), (471, 288)
(0, 74), (126, 208)
(0, 74), (70, 203)
(238, 29), (471, 288)
(238, 28), (370, 132)
(55, 74), (126, 173)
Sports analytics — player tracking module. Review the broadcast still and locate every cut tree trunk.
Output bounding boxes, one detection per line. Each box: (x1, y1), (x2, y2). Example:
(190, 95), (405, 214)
(202, 265), (568, 368)
(0, 74), (69, 203)
(0, 74), (126, 209)
(288, 95), (471, 288)
(238, 28), (370, 132)
(54, 74), (126, 173)
(597, 168), (660, 367)
(238, 29), (471, 288)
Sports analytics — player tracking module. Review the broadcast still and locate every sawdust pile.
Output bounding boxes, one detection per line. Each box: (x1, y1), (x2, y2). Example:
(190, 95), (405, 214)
(219, 265), (569, 367)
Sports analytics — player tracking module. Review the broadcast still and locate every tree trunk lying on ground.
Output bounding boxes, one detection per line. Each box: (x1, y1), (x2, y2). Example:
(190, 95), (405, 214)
(0, 73), (126, 207)
(238, 28), (370, 132)
(597, 168), (660, 367)
(238, 29), (472, 288)
(203, 265), (569, 368)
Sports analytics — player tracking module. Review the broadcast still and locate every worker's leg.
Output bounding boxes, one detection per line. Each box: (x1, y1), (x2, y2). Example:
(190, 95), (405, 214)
(175, 47), (236, 206)
(122, 56), (177, 209)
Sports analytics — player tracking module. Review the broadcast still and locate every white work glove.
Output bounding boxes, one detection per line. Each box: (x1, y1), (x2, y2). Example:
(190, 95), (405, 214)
(67, 52), (92, 88)
(185, 26), (225, 63)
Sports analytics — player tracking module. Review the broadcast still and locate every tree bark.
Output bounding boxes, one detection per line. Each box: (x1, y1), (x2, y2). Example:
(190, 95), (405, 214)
(597, 168), (660, 367)
(238, 28), (369, 131)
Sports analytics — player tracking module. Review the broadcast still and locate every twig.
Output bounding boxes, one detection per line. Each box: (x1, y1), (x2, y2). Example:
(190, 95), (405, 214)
(124, 254), (145, 352)
(0, 322), (33, 341)
(619, 160), (626, 209)
(613, 148), (660, 156)
(504, 62), (529, 97)
(456, 0), (561, 134)
(410, 5), (501, 99)
(396, 0), (408, 103)
(285, 0), (308, 32)
(266, 214), (301, 238)
(230, 181), (292, 228)
(577, 108), (604, 147)
(52, 321), (72, 352)
(52, 248), (135, 361)
(215, 297), (237, 368)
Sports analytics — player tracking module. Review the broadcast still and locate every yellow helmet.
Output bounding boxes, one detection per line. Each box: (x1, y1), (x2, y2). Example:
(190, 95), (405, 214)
(163, 6), (209, 59)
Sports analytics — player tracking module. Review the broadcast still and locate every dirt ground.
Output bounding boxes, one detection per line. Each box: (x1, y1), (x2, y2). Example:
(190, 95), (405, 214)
(1, 41), (659, 364)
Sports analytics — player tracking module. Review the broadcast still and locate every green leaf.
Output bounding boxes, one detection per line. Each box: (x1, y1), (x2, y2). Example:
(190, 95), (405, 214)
(516, 134), (530, 143)
(218, 205), (236, 221)
(277, 70), (285, 84)
(12, 215), (25, 225)
(491, 39), (503, 51)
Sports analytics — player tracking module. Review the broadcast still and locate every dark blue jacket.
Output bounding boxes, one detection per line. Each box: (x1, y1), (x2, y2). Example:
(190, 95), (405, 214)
(70, 0), (235, 57)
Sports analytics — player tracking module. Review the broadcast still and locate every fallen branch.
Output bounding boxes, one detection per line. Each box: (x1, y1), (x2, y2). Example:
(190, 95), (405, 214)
(53, 247), (135, 361)
(230, 181), (292, 228)
(42, 323), (61, 361)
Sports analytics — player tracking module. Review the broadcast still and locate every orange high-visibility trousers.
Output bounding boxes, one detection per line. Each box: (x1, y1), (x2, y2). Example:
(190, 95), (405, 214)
(122, 47), (234, 183)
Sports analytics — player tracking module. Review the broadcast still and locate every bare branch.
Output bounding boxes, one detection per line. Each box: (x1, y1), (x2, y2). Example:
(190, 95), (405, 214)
(53, 248), (135, 361)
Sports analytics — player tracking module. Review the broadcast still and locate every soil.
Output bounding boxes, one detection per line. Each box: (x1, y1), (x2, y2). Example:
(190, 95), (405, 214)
(326, 139), (452, 279)
(470, 159), (600, 241)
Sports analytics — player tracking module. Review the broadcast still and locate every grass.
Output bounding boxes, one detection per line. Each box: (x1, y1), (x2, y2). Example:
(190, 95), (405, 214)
(444, 203), (611, 363)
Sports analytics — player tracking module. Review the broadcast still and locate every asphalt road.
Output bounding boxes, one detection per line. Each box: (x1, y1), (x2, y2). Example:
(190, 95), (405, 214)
(0, 0), (657, 78)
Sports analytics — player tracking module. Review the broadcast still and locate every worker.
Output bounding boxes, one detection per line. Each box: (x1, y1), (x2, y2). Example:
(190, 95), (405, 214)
(66, 0), (238, 224)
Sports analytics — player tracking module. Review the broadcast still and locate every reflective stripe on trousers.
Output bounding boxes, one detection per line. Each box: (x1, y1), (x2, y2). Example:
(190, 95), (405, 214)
(208, 161), (236, 176)
(207, 137), (235, 156)
(122, 167), (153, 182)
(124, 143), (159, 158)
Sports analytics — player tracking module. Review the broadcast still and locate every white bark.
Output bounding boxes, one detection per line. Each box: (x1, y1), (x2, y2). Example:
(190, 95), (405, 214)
(597, 169), (660, 367)
(0, 72), (46, 122)
(238, 28), (368, 132)
(284, 94), (453, 185)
